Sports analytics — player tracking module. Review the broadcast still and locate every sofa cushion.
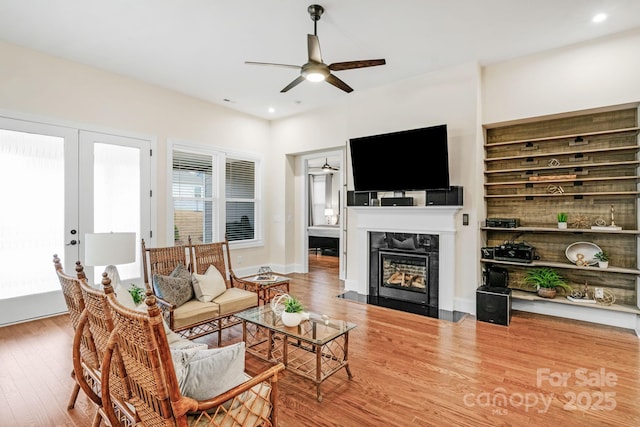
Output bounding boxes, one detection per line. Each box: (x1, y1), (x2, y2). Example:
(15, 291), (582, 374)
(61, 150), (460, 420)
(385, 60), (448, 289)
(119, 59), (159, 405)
(172, 299), (221, 329)
(153, 274), (193, 307)
(213, 288), (257, 315)
(192, 266), (227, 303)
(171, 342), (246, 401)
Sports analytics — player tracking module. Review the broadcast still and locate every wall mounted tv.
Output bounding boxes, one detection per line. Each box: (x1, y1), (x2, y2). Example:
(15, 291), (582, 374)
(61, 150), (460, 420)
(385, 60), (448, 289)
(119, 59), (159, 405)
(349, 124), (450, 192)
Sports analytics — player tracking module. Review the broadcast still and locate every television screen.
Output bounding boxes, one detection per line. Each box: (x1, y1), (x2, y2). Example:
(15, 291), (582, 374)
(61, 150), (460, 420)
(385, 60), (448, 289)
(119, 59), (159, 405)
(349, 124), (450, 192)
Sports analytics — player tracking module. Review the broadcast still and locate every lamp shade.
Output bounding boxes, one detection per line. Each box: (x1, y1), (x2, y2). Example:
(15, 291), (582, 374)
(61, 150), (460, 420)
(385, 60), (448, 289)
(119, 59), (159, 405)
(84, 232), (136, 266)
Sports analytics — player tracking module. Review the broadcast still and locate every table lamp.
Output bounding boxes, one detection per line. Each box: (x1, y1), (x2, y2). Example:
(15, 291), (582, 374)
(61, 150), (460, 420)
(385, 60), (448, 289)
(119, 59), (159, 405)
(324, 208), (334, 225)
(84, 232), (136, 286)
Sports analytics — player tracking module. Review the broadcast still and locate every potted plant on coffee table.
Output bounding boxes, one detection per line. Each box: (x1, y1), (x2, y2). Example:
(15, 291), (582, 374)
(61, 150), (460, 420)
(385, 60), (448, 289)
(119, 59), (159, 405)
(281, 295), (304, 327)
(524, 267), (573, 299)
(594, 251), (609, 268)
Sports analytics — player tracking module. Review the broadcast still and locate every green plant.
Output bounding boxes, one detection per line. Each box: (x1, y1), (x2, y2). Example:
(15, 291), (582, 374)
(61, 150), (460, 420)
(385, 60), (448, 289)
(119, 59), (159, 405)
(594, 251), (609, 262)
(284, 296), (304, 313)
(523, 268), (572, 292)
(128, 284), (146, 305)
(557, 212), (568, 223)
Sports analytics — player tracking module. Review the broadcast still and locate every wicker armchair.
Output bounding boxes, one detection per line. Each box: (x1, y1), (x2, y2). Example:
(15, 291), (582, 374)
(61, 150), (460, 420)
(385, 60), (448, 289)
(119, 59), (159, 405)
(75, 262), (138, 427)
(53, 255), (101, 424)
(142, 238), (258, 345)
(100, 276), (285, 427)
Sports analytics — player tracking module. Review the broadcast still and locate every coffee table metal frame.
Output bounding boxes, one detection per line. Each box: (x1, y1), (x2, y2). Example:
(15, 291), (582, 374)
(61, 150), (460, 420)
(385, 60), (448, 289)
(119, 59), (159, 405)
(234, 273), (290, 305)
(236, 305), (356, 401)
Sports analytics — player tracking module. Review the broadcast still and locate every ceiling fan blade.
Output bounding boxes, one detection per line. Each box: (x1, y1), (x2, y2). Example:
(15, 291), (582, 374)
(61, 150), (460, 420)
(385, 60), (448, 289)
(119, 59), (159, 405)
(280, 75), (306, 93)
(307, 34), (323, 63)
(245, 61), (301, 70)
(325, 73), (353, 93)
(329, 59), (386, 71)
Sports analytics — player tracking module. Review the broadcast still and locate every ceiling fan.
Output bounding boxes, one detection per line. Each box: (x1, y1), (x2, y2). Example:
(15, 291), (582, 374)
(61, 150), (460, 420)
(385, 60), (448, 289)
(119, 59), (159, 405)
(310, 158), (339, 173)
(245, 4), (386, 93)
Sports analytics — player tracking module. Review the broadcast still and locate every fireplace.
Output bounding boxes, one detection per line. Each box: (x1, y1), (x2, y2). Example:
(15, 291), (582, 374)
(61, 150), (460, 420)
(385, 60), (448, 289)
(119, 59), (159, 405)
(369, 232), (439, 309)
(345, 205), (461, 316)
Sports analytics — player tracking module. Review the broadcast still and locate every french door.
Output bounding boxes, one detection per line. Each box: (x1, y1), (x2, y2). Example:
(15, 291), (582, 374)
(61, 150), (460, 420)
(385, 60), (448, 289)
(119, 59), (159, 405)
(0, 116), (152, 325)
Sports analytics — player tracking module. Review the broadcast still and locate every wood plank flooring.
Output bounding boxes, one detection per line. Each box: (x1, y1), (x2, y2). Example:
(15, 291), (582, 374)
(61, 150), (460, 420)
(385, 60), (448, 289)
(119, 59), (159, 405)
(1, 253), (639, 426)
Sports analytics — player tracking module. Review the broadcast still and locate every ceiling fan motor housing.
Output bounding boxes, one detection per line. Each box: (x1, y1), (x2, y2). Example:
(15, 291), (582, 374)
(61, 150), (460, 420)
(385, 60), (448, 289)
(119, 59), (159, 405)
(308, 4), (324, 21)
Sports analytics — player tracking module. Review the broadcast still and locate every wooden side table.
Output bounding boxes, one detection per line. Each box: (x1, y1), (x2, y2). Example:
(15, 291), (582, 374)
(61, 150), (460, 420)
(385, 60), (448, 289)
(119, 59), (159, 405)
(234, 273), (290, 304)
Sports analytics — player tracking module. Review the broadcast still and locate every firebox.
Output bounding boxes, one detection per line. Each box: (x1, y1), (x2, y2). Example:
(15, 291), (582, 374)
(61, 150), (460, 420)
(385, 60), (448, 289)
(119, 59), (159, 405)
(379, 250), (429, 304)
(368, 232), (439, 311)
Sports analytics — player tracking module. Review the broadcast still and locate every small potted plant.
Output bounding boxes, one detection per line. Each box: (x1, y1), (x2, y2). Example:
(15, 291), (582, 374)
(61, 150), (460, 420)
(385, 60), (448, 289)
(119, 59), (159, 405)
(523, 267), (573, 299)
(594, 251), (609, 268)
(281, 295), (304, 327)
(557, 212), (568, 229)
(128, 284), (146, 305)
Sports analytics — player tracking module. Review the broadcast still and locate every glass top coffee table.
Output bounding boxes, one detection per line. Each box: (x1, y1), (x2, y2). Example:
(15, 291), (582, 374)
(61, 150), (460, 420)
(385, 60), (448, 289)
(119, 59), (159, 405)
(236, 305), (357, 401)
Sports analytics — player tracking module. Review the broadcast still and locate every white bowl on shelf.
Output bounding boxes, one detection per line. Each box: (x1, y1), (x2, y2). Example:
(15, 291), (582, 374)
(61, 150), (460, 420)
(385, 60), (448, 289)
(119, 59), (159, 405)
(565, 241), (602, 266)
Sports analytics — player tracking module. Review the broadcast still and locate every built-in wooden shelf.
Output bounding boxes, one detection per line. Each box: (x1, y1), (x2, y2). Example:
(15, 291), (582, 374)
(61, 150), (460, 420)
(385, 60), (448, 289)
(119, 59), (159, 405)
(481, 258), (640, 275)
(484, 126), (640, 148)
(485, 145), (640, 162)
(511, 289), (640, 314)
(484, 175), (640, 187)
(484, 191), (640, 199)
(480, 226), (640, 235)
(485, 160), (640, 174)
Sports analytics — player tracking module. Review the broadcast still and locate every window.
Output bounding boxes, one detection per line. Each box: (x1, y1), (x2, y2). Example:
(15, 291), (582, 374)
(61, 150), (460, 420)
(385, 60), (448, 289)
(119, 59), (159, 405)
(171, 145), (258, 245)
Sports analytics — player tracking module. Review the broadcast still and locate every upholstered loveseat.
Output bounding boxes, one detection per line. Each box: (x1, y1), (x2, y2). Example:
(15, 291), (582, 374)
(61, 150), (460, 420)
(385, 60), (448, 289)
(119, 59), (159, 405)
(142, 237), (258, 345)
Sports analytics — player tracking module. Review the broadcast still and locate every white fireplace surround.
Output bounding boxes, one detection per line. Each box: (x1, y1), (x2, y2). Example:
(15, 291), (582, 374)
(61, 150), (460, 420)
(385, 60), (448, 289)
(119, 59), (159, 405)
(347, 206), (461, 312)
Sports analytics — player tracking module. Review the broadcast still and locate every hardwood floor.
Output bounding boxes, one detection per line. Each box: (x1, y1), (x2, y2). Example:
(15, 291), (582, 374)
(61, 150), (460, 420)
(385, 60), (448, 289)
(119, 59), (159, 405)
(1, 253), (639, 426)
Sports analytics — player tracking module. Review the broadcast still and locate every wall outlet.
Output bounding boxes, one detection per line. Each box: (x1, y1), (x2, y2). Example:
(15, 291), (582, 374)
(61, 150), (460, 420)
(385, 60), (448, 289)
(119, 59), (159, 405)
(595, 287), (604, 298)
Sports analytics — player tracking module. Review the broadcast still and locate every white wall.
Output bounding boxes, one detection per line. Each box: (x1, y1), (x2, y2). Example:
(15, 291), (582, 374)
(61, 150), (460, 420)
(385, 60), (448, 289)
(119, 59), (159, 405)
(482, 29), (640, 124)
(0, 40), (272, 270)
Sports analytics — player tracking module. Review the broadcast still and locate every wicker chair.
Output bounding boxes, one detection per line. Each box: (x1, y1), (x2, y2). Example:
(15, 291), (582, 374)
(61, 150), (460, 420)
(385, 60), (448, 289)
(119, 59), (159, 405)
(53, 255), (101, 425)
(100, 275), (285, 427)
(75, 262), (138, 427)
(142, 237), (258, 345)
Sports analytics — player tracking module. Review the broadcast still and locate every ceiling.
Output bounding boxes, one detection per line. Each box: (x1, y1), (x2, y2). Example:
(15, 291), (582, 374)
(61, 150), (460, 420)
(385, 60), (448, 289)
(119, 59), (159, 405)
(1, 1), (640, 120)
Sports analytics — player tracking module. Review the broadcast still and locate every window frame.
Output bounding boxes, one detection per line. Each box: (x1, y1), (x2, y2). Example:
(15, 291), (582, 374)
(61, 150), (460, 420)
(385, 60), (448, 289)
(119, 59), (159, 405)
(168, 139), (262, 248)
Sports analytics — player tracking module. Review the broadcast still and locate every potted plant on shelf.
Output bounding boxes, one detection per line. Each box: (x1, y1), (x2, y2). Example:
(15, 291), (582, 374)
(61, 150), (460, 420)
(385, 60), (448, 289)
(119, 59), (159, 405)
(594, 251), (609, 268)
(281, 295), (304, 327)
(523, 267), (573, 299)
(557, 212), (568, 229)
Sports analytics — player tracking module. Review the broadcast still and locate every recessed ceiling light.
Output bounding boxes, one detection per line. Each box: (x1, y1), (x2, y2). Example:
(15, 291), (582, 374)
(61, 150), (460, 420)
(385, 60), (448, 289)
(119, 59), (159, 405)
(592, 13), (607, 23)
(268, 107), (275, 113)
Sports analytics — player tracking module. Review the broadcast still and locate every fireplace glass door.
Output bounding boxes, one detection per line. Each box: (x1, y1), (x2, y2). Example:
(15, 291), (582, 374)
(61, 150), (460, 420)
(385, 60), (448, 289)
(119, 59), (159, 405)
(379, 250), (429, 304)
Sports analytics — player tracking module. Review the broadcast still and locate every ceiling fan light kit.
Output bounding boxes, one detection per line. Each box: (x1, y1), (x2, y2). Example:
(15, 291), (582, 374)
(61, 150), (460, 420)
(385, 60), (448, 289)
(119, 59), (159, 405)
(245, 4), (386, 93)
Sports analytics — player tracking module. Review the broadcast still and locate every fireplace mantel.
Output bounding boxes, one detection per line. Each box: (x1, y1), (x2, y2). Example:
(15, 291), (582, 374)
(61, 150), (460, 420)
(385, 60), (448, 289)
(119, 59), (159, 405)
(348, 206), (461, 312)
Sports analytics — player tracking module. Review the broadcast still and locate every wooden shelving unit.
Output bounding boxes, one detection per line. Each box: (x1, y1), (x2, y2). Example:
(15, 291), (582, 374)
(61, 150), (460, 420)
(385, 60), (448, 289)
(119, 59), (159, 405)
(483, 106), (640, 317)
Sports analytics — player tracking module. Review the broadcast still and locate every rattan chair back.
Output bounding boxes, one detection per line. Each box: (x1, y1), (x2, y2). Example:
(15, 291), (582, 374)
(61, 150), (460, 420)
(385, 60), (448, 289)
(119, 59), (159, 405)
(141, 239), (191, 288)
(53, 254), (101, 409)
(101, 274), (283, 427)
(75, 263), (137, 426)
(189, 236), (233, 287)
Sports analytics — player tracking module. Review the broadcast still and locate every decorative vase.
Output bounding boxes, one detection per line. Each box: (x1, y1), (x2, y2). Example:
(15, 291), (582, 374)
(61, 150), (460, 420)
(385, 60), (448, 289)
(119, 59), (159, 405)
(281, 311), (303, 327)
(598, 261), (609, 269)
(537, 287), (557, 299)
(558, 222), (568, 229)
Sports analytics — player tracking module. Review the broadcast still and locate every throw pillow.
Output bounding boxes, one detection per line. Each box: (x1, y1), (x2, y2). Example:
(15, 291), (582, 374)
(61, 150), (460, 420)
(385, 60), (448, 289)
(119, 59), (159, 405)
(153, 274), (192, 307)
(392, 237), (416, 250)
(192, 266), (227, 302)
(171, 263), (192, 282)
(171, 342), (246, 401)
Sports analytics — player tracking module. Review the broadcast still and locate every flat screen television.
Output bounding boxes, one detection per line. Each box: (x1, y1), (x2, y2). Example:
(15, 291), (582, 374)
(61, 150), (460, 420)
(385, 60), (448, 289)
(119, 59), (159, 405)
(349, 124), (450, 192)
